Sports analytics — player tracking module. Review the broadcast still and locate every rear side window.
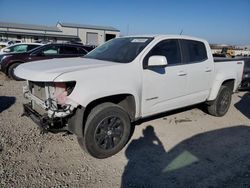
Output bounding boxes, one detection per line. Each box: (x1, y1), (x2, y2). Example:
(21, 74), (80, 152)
(83, 46), (94, 52)
(145, 39), (181, 65)
(60, 46), (79, 55)
(181, 40), (207, 63)
(42, 46), (59, 55)
(27, 45), (40, 51)
(78, 48), (87, 55)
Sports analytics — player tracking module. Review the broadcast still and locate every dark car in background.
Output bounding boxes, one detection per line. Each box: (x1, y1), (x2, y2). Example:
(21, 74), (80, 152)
(239, 57), (250, 90)
(0, 43), (94, 80)
(0, 43), (43, 54)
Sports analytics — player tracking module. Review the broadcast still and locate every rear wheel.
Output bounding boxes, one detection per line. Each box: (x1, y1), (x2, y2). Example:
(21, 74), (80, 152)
(77, 103), (131, 159)
(8, 63), (24, 81)
(207, 85), (232, 117)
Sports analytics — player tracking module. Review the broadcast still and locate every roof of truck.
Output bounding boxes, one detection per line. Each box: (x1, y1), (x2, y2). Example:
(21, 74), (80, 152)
(122, 34), (206, 42)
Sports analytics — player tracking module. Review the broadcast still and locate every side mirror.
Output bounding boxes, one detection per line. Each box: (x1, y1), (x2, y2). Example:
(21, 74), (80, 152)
(148, 55), (168, 68)
(3, 48), (11, 53)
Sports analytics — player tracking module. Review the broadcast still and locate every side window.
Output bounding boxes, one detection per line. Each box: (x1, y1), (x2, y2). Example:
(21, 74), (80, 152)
(145, 39), (181, 66)
(60, 46), (79, 55)
(13, 44), (28, 53)
(27, 45), (40, 51)
(182, 40), (207, 63)
(41, 46), (59, 55)
(83, 46), (94, 53)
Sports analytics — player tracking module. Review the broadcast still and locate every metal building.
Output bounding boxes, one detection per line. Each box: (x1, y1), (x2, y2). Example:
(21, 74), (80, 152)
(57, 22), (120, 46)
(0, 21), (80, 43)
(0, 21), (120, 45)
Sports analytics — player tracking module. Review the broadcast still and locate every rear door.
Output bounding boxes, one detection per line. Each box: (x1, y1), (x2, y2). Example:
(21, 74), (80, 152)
(180, 39), (213, 103)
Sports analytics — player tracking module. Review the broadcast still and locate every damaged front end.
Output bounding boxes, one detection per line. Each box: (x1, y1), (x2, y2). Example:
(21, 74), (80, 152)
(22, 81), (78, 133)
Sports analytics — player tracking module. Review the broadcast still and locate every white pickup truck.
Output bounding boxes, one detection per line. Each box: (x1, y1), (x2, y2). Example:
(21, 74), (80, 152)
(15, 35), (244, 158)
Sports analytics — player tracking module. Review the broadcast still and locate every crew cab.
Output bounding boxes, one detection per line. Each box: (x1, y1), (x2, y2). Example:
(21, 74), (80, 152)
(0, 43), (94, 80)
(15, 35), (244, 158)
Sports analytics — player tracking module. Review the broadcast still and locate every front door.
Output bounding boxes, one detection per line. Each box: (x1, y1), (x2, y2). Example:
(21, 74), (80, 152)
(141, 39), (188, 116)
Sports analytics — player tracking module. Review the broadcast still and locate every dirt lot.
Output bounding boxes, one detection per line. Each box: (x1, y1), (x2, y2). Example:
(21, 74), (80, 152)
(0, 72), (250, 188)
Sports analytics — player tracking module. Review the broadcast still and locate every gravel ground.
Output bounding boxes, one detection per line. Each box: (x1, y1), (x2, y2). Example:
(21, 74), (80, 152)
(0, 72), (250, 188)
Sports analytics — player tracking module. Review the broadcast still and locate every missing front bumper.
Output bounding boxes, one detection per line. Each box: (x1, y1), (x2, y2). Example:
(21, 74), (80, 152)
(22, 103), (69, 133)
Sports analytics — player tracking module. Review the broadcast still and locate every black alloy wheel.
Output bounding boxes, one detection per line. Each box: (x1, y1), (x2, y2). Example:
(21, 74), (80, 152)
(77, 102), (131, 159)
(217, 89), (231, 115)
(94, 116), (124, 150)
(207, 85), (232, 117)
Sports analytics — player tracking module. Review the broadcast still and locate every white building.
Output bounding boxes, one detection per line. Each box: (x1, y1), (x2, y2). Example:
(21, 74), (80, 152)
(0, 21), (120, 46)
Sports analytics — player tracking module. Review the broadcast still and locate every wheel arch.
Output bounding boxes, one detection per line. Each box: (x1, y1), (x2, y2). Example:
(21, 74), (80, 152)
(84, 94), (136, 122)
(68, 94), (137, 138)
(5, 60), (24, 75)
(207, 78), (235, 101)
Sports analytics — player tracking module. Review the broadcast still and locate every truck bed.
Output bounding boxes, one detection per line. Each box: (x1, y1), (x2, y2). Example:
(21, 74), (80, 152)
(214, 59), (244, 92)
(214, 57), (249, 63)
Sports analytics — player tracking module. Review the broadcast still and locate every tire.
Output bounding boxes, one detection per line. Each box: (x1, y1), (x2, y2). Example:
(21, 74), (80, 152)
(8, 63), (24, 81)
(77, 102), (131, 159)
(207, 86), (232, 117)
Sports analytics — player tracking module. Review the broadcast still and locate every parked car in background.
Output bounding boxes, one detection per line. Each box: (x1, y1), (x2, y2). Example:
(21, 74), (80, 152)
(0, 41), (13, 49)
(0, 39), (23, 49)
(0, 43), (43, 54)
(0, 44), (7, 50)
(0, 43), (94, 80)
(239, 57), (250, 90)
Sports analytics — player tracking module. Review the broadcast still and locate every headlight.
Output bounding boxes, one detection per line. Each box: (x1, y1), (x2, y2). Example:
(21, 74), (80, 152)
(54, 81), (76, 105)
(244, 74), (249, 78)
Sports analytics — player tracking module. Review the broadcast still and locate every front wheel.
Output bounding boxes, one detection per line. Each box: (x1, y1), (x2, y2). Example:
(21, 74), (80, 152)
(8, 63), (24, 81)
(78, 103), (131, 159)
(207, 85), (232, 117)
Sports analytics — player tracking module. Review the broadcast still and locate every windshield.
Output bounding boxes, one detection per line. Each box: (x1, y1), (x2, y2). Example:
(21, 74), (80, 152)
(84, 37), (154, 63)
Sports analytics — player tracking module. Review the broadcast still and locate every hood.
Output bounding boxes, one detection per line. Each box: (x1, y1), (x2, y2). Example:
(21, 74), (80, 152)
(15, 57), (119, 81)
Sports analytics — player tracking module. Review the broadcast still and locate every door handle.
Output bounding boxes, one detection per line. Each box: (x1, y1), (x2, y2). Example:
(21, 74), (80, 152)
(205, 68), (212, 72)
(177, 71), (187, 76)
